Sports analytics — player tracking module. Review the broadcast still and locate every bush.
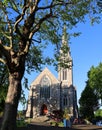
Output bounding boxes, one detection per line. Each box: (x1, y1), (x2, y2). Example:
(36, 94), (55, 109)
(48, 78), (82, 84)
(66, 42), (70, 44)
(16, 119), (27, 127)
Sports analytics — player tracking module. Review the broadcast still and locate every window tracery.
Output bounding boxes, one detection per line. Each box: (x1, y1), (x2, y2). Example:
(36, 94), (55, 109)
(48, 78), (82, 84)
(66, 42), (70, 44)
(40, 75), (50, 99)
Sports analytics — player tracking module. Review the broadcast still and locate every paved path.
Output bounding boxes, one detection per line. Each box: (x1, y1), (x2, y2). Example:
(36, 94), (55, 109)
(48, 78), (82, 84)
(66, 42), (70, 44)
(17, 124), (102, 130)
(73, 124), (102, 130)
(21, 116), (102, 130)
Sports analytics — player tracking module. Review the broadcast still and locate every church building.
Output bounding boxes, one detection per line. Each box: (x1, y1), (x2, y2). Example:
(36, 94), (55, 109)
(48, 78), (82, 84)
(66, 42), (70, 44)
(26, 25), (78, 119)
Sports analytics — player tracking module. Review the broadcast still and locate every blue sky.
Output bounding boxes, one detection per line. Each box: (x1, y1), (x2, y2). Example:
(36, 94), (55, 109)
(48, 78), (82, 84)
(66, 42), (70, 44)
(70, 21), (102, 101)
(18, 20), (102, 110)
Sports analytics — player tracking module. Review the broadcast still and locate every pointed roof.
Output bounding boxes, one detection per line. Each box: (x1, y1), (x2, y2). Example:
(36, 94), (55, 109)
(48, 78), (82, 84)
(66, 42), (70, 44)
(31, 67), (59, 86)
(62, 23), (68, 46)
(59, 23), (72, 63)
(60, 23), (71, 54)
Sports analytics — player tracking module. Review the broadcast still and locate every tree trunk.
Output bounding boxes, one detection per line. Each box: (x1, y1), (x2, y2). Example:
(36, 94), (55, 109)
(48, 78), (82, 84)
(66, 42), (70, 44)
(0, 72), (22, 130)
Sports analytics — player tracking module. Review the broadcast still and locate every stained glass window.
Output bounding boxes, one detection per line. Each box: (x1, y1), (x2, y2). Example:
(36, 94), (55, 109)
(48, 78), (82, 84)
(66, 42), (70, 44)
(40, 75), (50, 99)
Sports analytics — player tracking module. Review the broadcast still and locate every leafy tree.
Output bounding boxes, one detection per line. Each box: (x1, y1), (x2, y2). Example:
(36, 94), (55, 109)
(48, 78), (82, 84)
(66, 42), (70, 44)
(79, 81), (99, 121)
(97, 0), (102, 11)
(95, 109), (102, 117)
(0, 0), (101, 130)
(79, 62), (102, 120)
(88, 63), (102, 106)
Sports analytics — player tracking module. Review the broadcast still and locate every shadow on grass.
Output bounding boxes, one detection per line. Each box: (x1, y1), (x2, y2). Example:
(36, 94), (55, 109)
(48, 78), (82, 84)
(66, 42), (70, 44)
(16, 124), (76, 130)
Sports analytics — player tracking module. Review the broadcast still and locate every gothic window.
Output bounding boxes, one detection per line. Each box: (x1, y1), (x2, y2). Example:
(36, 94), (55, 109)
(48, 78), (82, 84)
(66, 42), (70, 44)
(63, 95), (68, 106)
(63, 69), (67, 80)
(40, 75), (50, 99)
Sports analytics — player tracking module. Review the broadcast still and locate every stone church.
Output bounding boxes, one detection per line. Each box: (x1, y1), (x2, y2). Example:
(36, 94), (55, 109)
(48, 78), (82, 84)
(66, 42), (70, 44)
(26, 25), (78, 119)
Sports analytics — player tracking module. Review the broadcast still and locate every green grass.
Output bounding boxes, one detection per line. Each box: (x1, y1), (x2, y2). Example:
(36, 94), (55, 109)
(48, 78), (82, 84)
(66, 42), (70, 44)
(50, 121), (64, 127)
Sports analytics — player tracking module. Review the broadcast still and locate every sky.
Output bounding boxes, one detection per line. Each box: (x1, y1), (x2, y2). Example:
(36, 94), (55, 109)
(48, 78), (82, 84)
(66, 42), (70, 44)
(70, 21), (102, 101)
(18, 20), (102, 110)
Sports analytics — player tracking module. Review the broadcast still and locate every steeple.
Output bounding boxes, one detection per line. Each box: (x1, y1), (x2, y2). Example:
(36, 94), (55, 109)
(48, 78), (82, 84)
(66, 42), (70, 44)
(62, 23), (68, 46)
(58, 24), (73, 87)
(60, 23), (71, 59)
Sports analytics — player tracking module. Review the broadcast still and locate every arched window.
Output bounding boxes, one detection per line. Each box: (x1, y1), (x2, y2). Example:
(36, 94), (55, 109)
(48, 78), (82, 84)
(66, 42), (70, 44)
(63, 69), (67, 80)
(63, 94), (68, 106)
(40, 75), (50, 99)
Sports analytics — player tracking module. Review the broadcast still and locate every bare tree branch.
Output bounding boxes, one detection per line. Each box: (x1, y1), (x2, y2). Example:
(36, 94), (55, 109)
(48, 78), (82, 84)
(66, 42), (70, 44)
(1, 32), (13, 50)
(32, 38), (41, 43)
(28, 0), (41, 14)
(3, 8), (13, 49)
(28, 0), (72, 39)
(37, 1), (72, 11)
(19, 40), (30, 55)
(14, 3), (29, 34)
(29, 11), (53, 39)
(10, 0), (20, 14)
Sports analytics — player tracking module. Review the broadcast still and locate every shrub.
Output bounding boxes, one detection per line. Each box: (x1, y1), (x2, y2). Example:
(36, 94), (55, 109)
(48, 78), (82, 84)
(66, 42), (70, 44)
(16, 119), (27, 127)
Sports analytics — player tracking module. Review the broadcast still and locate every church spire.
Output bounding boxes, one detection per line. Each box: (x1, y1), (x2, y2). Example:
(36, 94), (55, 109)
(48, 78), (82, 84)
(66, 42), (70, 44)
(58, 24), (73, 86)
(62, 23), (68, 46)
(60, 23), (71, 56)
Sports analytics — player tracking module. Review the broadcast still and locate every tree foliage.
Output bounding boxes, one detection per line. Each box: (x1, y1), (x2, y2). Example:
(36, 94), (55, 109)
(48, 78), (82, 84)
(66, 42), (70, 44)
(0, 0), (101, 72)
(88, 63), (102, 105)
(0, 0), (101, 130)
(97, 0), (102, 12)
(95, 109), (102, 117)
(79, 62), (102, 120)
(79, 81), (99, 120)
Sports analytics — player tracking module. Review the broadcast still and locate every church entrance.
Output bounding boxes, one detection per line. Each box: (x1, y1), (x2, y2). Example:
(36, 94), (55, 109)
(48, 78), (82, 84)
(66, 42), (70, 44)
(41, 104), (48, 115)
